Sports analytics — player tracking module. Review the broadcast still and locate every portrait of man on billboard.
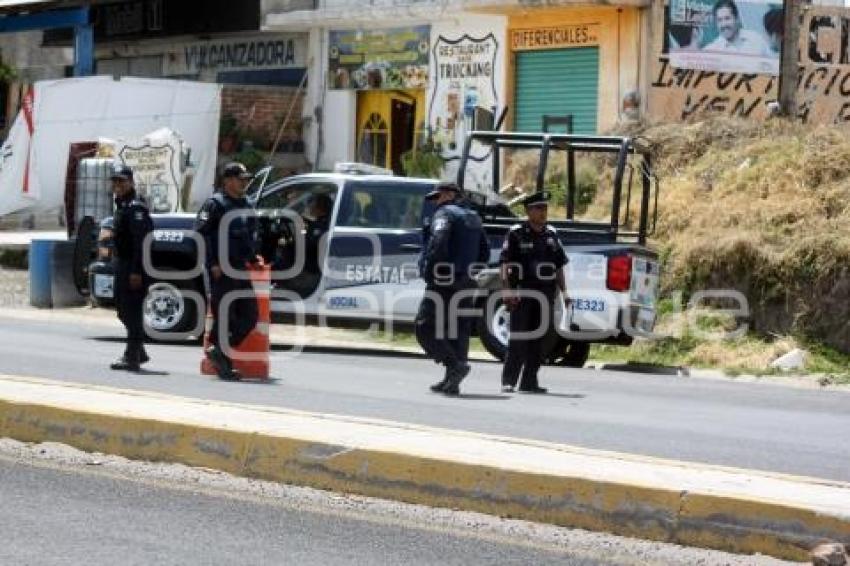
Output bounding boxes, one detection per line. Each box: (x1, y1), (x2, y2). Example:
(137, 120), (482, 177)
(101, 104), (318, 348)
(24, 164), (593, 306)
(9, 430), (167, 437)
(665, 0), (781, 74)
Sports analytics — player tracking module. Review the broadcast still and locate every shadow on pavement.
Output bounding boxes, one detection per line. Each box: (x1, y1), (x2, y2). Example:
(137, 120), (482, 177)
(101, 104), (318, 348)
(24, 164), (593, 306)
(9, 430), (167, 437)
(531, 393), (586, 399)
(130, 369), (170, 376)
(598, 363), (687, 376)
(87, 335), (500, 364)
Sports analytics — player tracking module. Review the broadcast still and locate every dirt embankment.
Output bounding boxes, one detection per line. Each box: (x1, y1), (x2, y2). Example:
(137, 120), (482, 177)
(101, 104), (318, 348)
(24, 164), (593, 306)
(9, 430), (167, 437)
(628, 118), (850, 353)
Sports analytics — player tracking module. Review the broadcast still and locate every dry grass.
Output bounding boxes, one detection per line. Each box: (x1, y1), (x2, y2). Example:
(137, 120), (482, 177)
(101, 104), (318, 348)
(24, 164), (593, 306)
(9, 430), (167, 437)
(637, 118), (850, 353)
(506, 116), (850, 356)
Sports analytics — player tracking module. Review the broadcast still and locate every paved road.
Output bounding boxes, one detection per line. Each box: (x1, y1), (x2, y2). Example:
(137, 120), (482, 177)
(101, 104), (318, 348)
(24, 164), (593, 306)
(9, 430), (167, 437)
(0, 449), (589, 565)
(1, 313), (849, 482)
(0, 439), (793, 566)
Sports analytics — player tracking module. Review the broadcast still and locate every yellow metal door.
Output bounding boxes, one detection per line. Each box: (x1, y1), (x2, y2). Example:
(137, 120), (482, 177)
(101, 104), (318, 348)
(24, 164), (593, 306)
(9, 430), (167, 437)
(356, 89), (426, 172)
(356, 91), (391, 169)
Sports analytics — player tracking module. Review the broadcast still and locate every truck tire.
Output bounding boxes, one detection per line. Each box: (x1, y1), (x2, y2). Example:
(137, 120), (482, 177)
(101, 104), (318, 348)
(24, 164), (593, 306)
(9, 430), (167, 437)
(478, 298), (591, 367)
(73, 216), (97, 296)
(477, 297), (510, 361)
(548, 340), (591, 368)
(143, 278), (204, 339)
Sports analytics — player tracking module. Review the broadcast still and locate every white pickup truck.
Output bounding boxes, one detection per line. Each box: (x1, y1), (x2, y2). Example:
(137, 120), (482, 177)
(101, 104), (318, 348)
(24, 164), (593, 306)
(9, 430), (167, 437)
(85, 132), (660, 368)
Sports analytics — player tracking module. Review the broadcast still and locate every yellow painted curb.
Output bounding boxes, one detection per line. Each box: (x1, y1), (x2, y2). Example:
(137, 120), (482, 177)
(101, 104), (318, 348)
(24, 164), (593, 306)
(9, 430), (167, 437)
(0, 377), (848, 562)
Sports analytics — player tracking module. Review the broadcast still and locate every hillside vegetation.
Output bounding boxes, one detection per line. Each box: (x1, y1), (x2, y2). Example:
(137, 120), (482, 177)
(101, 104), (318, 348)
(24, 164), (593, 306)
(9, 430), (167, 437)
(503, 117), (850, 373)
(637, 118), (850, 355)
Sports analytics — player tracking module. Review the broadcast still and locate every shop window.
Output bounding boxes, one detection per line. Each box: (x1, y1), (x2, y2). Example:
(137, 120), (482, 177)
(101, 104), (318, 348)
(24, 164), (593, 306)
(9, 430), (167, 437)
(358, 112), (388, 168)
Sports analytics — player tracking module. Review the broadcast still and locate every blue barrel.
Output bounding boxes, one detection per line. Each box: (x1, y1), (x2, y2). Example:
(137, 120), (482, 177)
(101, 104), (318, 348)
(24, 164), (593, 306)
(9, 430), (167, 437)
(29, 239), (55, 308)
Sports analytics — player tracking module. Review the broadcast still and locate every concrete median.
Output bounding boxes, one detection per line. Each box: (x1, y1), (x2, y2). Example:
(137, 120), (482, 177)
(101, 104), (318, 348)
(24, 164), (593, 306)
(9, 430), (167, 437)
(0, 373), (847, 562)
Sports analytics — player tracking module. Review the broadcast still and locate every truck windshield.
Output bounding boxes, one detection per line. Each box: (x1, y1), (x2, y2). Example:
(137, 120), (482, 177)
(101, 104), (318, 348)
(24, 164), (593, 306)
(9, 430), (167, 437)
(257, 182), (338, 217)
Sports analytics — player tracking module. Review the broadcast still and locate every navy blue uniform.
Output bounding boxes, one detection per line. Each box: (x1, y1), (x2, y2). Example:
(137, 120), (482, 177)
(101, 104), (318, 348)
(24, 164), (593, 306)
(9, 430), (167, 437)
(415, 201), (489, 381)
(499, 222), (568, 390)
(113, 193), (153, 362)
(195, 192), (259, 350)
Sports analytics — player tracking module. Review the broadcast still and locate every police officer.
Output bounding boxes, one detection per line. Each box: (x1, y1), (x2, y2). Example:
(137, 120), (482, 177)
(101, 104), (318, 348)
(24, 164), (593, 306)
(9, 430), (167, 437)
(195, 162), (259, 381)
(416, 182), (490, 396)
(299, 193), (332, 293)
(304, 193), (332, 275)
(109, 164), (153, 372)
(499, 192), (569, 394)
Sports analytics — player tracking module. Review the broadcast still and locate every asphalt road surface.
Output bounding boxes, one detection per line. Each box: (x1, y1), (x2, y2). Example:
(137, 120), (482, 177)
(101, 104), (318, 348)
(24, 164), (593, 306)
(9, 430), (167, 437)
(0, 439), (793, 566)
(0, 312), (849, 482)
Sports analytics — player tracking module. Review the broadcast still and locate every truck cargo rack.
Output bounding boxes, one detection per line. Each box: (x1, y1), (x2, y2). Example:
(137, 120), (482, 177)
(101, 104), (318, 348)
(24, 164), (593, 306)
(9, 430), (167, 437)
(457, 131), (658, 245)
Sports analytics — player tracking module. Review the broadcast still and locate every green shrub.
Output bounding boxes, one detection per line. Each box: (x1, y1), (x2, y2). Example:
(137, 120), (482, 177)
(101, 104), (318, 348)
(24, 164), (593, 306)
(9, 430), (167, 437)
(401, 146), (444, 179)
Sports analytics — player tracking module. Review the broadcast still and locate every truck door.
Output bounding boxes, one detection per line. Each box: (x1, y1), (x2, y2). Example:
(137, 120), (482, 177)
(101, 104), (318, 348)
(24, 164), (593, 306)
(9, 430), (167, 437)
(255, 178), (340, 300)
(323, 180), (434, 320)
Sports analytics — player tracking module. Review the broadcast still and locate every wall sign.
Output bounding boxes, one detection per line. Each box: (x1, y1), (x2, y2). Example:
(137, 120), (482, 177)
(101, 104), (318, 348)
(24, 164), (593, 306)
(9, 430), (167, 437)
(163, 34), (307, 76)
(329, 25), (430, 90)
(511, 25), (600, 51)
(429, 33), (499, 161)
(119, 142), (179, 213)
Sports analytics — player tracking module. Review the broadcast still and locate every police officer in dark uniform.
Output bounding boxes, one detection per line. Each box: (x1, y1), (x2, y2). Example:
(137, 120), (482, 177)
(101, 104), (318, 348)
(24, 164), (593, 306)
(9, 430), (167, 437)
(195, 162), (259, 381)
(416, 182), (490, 396)
(110, 164), (153, 371)
(300, 192), (332, 292)
(499, 191), (569, 394)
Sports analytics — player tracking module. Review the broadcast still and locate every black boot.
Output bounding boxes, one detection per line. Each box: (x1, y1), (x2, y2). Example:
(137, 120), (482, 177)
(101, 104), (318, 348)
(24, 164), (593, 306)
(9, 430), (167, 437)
(205, 345), (239, 381)
(429, 367), (452, 393)
(110, 352), (141, 372)
(443, 362), (471, 396)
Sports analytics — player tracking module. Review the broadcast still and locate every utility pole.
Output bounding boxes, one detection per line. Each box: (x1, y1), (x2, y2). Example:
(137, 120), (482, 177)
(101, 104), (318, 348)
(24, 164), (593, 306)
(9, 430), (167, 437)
(778, 0), (803, 118)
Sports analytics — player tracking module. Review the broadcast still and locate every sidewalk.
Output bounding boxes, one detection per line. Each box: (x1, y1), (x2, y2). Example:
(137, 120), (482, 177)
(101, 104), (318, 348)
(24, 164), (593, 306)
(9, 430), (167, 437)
(0, 373), (847, 562)
(0, 230), (67, 250)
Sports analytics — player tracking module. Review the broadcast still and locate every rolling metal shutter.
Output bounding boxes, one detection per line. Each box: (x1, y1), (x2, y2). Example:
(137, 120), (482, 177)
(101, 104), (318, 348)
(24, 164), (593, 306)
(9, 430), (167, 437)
(515, 47), (600, 134)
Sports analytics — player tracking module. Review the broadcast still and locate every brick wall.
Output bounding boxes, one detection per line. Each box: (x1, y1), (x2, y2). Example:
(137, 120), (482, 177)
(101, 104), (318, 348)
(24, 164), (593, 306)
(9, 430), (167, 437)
(221, 85), (304, 152)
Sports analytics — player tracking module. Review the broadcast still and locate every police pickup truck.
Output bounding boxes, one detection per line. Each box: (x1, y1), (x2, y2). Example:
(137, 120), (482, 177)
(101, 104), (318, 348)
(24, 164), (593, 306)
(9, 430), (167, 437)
(85, 131), (660, 368)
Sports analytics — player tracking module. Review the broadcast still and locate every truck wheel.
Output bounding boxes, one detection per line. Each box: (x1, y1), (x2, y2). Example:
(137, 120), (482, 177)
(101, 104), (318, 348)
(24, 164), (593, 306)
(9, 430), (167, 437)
(477, 298), (510, 361)
(549, 341), (591, 368)
(143, 279), (203, 339)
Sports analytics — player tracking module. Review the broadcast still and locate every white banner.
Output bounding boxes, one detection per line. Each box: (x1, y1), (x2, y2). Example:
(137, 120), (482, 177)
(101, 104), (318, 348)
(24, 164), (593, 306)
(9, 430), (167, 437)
(0, 76), (221, 217)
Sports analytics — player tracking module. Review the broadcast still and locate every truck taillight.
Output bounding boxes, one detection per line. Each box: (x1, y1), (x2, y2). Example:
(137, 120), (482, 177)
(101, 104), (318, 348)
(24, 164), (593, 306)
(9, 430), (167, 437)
(607, 255), (632, 292)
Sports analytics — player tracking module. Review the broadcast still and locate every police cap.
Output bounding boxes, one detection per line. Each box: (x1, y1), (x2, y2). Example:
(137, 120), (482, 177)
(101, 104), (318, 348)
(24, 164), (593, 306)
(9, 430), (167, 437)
(222, 162), (253, 180)
(520, 191), (551, 208)
(110, 164), (134, 181)
(424, 181), (461, 200)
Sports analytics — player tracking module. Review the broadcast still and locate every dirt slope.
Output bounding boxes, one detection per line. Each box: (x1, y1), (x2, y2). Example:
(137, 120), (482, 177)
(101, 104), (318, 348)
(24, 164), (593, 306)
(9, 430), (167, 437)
(628, 118), (850, 353)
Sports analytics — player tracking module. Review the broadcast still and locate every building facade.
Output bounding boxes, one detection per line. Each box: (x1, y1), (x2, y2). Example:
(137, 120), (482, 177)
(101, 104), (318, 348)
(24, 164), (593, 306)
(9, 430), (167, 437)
(263, 0), (651, 186)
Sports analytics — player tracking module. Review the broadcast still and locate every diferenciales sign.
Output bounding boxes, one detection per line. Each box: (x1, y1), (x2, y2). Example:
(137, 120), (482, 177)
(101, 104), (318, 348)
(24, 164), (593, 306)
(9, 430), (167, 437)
(511, 24), (600, 51)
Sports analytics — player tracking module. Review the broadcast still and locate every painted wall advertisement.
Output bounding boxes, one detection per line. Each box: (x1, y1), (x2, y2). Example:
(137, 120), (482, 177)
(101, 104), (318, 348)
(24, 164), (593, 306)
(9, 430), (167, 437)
(666, 0), (782, 74)
(648, 5), (850, 125)
(428, 22), (504, 192)
(107, 128), (188, 213)
(328, 26), (430, 90)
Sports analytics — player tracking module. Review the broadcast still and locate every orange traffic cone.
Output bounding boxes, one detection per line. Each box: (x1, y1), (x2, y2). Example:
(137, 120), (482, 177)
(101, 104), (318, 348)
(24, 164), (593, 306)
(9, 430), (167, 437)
(200, 263), (271, 380)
